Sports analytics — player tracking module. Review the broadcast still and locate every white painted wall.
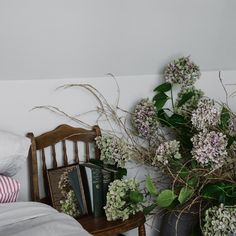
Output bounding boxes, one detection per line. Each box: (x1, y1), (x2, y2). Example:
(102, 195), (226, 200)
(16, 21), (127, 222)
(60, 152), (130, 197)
(0, 0), (236, 80)
(0, 71), (236, 235)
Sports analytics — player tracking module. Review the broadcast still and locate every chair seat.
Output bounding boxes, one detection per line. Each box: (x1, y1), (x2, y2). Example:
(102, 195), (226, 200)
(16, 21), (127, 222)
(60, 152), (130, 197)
(78, 212), (145, 236)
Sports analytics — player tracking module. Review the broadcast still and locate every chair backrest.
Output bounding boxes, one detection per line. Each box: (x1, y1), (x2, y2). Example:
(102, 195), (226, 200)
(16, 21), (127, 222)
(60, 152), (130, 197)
(27, 124), (101, 203)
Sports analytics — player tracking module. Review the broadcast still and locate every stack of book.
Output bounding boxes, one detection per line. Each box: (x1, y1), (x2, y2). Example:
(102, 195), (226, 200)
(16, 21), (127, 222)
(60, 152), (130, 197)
(68, 162), (120, 218)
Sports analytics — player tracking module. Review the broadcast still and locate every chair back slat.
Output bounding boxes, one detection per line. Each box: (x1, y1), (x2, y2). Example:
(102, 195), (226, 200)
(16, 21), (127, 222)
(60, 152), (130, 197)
(85, 142), (90, 162)
(51, 144), (57, 168)
(27, 124), (101, 203)
(62, 140), (68, 166)
(41, 149), (47, 171)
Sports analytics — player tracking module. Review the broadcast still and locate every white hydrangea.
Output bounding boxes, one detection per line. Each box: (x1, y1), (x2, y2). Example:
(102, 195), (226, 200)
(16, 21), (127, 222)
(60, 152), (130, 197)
(96, 135), (132, 168)
(104, 179), (143, 221)
(203, 204), (236, 236)
(191, 98), (221, 131)
(152, 140), (182, 166)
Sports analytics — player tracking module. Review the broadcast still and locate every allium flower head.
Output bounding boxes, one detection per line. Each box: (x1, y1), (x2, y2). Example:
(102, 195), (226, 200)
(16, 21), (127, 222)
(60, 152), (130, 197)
(164, 56), (201, 86)
(152, 140), (181, 166)
(191, 131), (228, 169)
(104, 179), (143, 221)
(174, 86), (204, 116)
(132, 98), (159, 140)
(191, 98), (221, 131)
(96, 135), (131, 168)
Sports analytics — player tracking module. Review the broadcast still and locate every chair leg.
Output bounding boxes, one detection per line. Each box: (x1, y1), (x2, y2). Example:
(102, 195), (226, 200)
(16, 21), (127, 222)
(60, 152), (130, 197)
(138, 223), (146, 236)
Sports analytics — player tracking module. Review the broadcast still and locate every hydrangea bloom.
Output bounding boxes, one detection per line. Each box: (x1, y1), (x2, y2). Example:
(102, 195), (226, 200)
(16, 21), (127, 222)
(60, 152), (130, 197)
(152, 140), (181, 166)
(191, 131), (228, 169)
(58, 171), (79, 217)
(104, 179), (143, 221)
(191, 98), (221, 131)
(203, 204), (236, 235)
(164, 56), (201, 86)
(132, 98), (159, 140)
(174, 86), (204, 116)
(96, 135), (131, 168)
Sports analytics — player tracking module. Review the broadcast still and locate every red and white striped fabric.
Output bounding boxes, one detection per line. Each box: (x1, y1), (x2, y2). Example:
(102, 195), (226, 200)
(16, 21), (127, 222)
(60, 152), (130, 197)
(0, 175), (20, 203)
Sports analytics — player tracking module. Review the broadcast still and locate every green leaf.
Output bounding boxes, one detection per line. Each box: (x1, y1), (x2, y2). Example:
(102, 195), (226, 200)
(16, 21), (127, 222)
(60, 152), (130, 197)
(169, 114), (187, 127)
(220, 106), (230, 130)
(153, 92), (169, 110)
(129, 191), (144, 204)
(143, 203), (157, 215)
(177, 92), (195, 107)
(146, 175), (158, 196)
(157, 109), (171, 127)
(227, 135), (236, 148)
(178, 186), (194, 204)
(178, 167), (189, 179)
(187, 176), (199, 188)
(116, 167), (127, 179)
(154, 82), (172, 93)
(156, 190), (177, 208)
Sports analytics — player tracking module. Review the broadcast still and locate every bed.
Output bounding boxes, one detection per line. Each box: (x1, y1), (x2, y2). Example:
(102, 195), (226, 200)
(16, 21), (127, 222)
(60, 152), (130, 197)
(0, 202), (91, 236)
(0, 129), (91, 236)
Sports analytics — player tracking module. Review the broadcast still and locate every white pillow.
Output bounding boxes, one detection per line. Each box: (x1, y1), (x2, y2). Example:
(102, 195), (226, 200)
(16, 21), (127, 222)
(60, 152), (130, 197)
(0, 130), (31, 176)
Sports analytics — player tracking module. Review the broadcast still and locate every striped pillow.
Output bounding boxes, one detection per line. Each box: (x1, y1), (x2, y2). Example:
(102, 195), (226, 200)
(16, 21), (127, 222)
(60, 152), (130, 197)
(0, 175), (20, 203)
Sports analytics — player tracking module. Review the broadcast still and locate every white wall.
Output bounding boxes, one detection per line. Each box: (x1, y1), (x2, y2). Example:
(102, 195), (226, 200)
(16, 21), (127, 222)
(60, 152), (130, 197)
(0, 0), (236, 80)
(0, 71), (236, 235)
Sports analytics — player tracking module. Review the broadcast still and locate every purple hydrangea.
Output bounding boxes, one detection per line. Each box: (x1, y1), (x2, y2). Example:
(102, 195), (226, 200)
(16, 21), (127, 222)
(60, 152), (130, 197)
(191, 131), (228, 169)
(164, 56), (201, 86)
(191, 98), (221, 131)
(132, 99), (159, 140)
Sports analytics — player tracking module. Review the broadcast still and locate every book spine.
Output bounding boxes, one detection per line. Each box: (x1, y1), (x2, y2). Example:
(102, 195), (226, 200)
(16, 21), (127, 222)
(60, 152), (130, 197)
(102, 170), (112, 207)
(91, 168), (104, 217)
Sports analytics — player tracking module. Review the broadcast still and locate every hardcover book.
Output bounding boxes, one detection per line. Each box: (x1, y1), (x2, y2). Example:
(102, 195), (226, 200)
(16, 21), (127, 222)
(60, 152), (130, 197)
(80, 163), (104, 217)
(68, 167), (88, 215)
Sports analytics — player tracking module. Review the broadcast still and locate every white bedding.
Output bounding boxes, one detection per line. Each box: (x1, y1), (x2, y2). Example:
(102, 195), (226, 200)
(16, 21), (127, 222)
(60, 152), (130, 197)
(0, 202), (91, 236)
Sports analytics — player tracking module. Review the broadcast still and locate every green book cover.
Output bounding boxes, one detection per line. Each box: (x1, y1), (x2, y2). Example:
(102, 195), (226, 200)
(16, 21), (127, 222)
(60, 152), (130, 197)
(80, 163), (104, 217)
(101, 169), (112, 207)
(68, 168), (88, 215)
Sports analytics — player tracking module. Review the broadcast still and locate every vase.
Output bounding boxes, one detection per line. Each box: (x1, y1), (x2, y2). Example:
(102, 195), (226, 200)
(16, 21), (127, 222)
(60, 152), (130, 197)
(160, 205), (199, 236)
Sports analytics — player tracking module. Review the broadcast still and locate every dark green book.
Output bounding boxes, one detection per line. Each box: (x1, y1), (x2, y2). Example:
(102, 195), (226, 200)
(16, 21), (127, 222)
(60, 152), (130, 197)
(103, 166), (120, 180)
(80, 163), (103, 217)
(101, 169), (112, 207)
(68, 167), (88, 215)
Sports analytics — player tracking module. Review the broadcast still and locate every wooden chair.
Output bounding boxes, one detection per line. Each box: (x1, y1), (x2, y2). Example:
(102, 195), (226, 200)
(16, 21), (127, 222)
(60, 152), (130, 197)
(27, 124), (146, 236)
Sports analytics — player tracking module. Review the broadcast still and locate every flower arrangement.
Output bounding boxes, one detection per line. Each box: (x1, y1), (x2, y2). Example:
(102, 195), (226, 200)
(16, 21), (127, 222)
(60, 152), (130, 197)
(93, 56), (236, 232)
(37, 56), (236, 233)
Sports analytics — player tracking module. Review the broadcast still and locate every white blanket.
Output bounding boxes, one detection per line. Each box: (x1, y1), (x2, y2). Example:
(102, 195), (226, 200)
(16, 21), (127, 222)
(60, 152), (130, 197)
(0, 202), (91, 236)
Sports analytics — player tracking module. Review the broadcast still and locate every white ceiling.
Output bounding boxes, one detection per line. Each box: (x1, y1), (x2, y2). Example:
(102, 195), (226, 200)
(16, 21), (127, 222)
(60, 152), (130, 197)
(0, 0), (235, 80)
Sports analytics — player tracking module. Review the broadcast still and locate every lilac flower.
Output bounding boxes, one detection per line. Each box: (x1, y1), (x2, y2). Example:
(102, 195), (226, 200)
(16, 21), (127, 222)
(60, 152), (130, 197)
(191, 98), (221, 131)
(132, 99), (159, 140)
(191, 131), (228, 169)
(152, 140), (181, 166)
(164, 57), (201, 86)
